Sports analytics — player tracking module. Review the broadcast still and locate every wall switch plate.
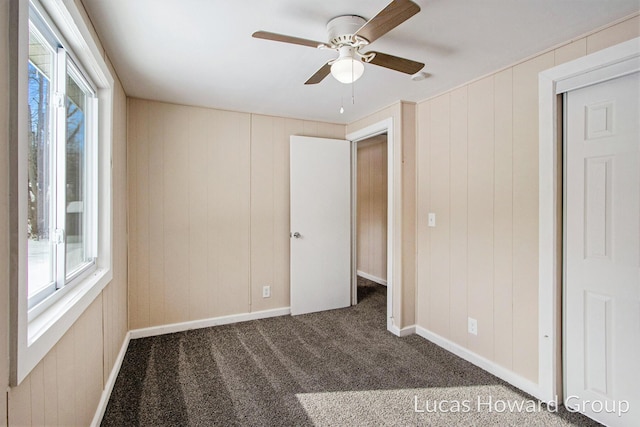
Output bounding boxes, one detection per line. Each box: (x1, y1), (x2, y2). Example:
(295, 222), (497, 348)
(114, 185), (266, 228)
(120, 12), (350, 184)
(262, 285), (271, 298)
(428, 213), (436, 227)
(468, 317), (478, 335)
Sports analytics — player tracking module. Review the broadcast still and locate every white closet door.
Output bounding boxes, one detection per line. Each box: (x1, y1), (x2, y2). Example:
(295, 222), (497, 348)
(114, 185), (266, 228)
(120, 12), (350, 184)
(565, 72), (640, 426)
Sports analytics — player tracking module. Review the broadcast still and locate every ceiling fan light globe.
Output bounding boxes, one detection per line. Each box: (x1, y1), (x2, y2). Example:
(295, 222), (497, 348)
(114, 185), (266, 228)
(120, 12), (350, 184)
(330, 57), (364, 84)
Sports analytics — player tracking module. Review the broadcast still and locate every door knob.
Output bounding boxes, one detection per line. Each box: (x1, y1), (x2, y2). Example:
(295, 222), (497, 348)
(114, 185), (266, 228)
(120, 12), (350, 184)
(291, 232), (301, 238)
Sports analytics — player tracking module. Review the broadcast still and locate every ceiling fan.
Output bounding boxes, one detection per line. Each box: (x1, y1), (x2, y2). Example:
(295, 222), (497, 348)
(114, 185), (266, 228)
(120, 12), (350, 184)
(252, 0), (425, 85)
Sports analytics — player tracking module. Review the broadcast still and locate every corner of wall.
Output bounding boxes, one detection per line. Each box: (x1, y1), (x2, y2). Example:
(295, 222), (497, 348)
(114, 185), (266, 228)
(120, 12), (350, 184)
(1, 0), (11, 423)
(400, 102), (417, 328)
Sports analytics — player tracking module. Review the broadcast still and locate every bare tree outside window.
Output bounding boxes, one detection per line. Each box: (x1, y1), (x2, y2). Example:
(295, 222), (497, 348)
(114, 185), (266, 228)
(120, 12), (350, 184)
(27, 29), (54, 298)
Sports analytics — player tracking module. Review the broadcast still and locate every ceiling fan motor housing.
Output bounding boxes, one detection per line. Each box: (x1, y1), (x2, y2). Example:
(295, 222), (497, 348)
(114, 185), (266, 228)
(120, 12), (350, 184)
(326, 15), (368, 46)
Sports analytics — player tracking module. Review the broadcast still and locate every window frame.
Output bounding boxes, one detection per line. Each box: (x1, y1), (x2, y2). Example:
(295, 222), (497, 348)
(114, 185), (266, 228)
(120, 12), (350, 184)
(26, 14), (99, 317)
(9, 0), (115, 386)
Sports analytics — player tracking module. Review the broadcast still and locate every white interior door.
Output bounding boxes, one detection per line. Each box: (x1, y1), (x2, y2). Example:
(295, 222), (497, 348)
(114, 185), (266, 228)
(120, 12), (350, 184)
(290, 135), (351, 315)
(565, 72), (640, 426)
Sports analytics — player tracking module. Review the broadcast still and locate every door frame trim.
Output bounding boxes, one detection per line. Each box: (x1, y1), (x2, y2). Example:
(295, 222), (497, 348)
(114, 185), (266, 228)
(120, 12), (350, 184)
(538, 36), (640, 403)
(347, 118), (396, 334)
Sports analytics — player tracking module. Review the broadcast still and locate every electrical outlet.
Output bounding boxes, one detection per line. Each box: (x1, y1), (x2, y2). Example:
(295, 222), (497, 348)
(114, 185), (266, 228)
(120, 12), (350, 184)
(428, 213), (436, 227)
(262, 285), (271, 298)
(468, 317), (478, 335)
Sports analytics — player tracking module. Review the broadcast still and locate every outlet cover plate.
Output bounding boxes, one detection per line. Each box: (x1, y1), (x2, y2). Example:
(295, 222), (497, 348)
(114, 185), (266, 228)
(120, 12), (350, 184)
(468, 317), (478, 335)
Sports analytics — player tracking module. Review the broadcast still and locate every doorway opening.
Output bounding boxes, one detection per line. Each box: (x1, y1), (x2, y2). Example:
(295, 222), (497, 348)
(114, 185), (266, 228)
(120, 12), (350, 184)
(355, 134), (388, 305)
(347, 118), (396, 334)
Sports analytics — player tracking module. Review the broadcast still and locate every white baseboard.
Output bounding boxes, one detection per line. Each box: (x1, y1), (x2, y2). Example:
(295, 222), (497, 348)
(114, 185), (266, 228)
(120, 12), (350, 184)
(415, 326), (543, 401)
(129, 307), (291, 339)
(91, 331), (131, 427)
(388, 324), (416, 337)
(357, 271), (387, 286)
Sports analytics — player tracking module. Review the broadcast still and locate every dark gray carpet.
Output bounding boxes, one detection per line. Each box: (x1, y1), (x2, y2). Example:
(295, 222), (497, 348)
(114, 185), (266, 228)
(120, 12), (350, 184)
(101, 278), (601, 426)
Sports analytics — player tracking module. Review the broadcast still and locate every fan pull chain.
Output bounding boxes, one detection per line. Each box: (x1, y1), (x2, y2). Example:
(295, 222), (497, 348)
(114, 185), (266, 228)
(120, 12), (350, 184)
(352, 82), (355, 105)
(351, 56), (356, 106)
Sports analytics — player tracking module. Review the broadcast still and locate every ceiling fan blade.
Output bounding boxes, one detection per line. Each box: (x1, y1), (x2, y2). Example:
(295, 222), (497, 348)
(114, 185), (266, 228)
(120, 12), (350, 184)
(367, 51), (424, 74)
(354, 0), (420, 44)
(252, 31), (326, 49)
(305, 62), (332, 85)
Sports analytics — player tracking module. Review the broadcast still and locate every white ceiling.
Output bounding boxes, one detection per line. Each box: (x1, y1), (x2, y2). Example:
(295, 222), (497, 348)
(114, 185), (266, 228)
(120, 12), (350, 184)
(82, 0), (639, 124)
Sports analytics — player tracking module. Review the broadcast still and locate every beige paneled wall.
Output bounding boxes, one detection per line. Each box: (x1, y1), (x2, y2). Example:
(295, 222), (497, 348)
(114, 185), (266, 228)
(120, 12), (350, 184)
(127, 102), (345, 329)
(2, 0), (129, 421)
(400, 102), (417, 327)
(250, 114), (344, 313)
(103, 56), (129, 381)
(357, 137), (387, 282)
(415, 15), (640, 383)
(128, 100), (251, 327)
(8, 299), (104, 425)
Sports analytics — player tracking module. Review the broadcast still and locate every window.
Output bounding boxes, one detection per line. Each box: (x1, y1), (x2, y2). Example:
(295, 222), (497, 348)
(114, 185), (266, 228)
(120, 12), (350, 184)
(27, 10), (98, 314)
(10, 0), (114, 386)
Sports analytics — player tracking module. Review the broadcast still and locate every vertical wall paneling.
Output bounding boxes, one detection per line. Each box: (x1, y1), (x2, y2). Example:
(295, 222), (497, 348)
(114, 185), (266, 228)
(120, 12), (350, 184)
(217, 111), (252, 316)
(163, 105), (191, 323)
(42, 350), (58, 425)
(356, 136), (387, 283)
(414, 13), (638, 388)
(429, 94), (451, 337)
(512, 52), (554, 381)
(73, 310), (87, 425)
(416, 102), (431, 327)
(128, 104), (345, 328)
(8, 297), (107, 425)
(147, 100), (167, 326)
(127, 98), (149, 328)
(188, 107), (214, 321)
(7, 375), (31, 426)
(127, 99), (138, 326)
(271, 118), (290, 310)
(251, 114), (277, 313)
(493, 68), (514, 369)
(554, 39), (587, 65)
(56, 327), (76, 425)
(401, 102), (417, 327)
(357, 146), (370, 274)
(586, 15), (640, 54)
(101, 52), (123, 388)
(206, 109), (224, 316)
(467, 76), (495, 360)
(104, 57), (129, 379)
(449, 87), (469, 347)
(29, 363), (44, 425)
(303, 120), (319, 137)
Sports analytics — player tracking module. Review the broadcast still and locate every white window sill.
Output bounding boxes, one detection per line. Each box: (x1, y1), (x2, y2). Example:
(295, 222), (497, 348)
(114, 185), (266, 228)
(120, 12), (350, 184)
(29, 267), (109, 344)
